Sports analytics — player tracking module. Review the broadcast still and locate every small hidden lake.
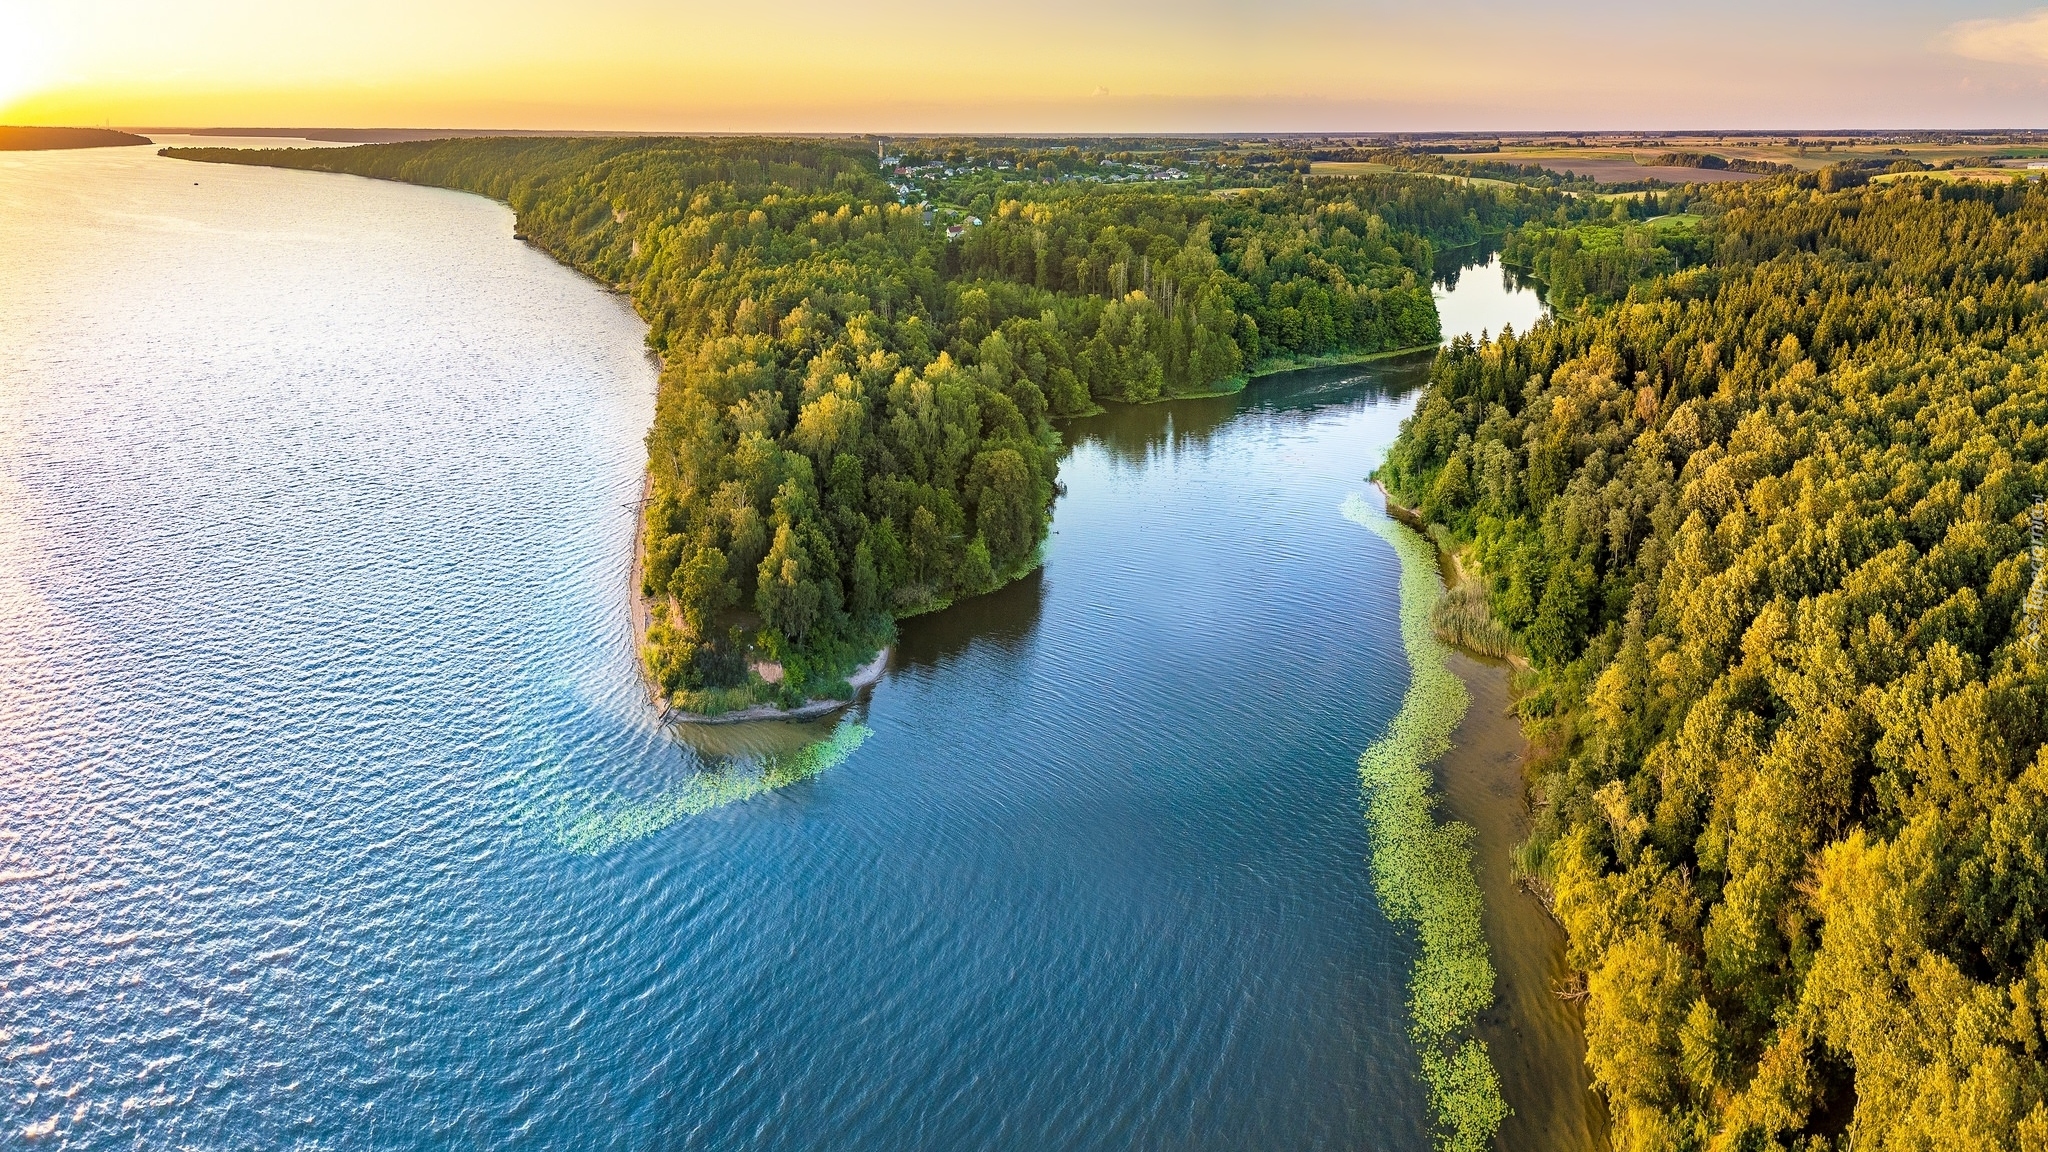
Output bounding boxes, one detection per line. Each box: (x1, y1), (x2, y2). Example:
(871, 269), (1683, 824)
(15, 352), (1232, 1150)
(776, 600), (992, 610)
(0, 142), (1566, 1150)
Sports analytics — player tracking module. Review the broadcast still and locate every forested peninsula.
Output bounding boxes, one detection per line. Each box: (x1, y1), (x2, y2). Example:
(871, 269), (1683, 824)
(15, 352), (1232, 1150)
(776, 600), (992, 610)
(1, 126), (151, 150)
(1383, 175), (2048, 1149)
(170, 137), (1558, 714)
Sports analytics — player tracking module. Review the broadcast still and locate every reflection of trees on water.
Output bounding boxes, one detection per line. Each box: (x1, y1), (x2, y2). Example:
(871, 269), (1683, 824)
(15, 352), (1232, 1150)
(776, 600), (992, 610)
(1499, 262), (1543, 300)
(1438, 241), (1549, 310)
(1439, 245), (1545, 303)
(1433, 238), (1507, 289)
(1061, 393), (1239, 470)
(893, 563), (1047, 673)
(1061, 355), (1432, 469)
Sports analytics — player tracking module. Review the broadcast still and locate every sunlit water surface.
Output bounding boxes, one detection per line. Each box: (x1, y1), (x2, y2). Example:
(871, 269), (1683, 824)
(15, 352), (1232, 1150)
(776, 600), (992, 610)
(0, 143), (1543, 1149)
(1436, 253), (1549, 344)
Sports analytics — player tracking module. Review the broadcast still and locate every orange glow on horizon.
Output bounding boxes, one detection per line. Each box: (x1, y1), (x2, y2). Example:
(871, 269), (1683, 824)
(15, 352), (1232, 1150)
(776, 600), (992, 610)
(9, 1), (2048, 131)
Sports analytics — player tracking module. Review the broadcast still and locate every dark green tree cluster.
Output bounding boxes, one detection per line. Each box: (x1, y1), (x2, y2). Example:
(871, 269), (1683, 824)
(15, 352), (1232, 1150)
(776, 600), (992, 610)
(947, 180), (1534, 395)
(1500, 199), (1713, 309)
(1210, 183), (1466, 365)
(1652, 152), (1792, 176)
(1381, 175), (2048, 1149)
(172, 137), (1551, 711)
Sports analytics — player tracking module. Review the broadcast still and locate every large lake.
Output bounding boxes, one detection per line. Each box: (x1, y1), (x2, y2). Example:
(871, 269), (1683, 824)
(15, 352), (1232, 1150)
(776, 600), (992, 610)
(0, 141), (1545, 1149)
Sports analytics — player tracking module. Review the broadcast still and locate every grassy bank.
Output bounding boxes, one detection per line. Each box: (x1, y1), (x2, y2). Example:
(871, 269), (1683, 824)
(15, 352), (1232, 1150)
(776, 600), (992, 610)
(1225, 343), (1439, 391)
(1342, 492), (1508, 1152)
(1050, 341), (1437, 413)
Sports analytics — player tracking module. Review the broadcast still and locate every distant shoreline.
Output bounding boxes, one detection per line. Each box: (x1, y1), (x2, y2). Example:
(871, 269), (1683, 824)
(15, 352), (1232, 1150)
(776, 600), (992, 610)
(0, 127), (153, 152)
(152, 127), (670, 144)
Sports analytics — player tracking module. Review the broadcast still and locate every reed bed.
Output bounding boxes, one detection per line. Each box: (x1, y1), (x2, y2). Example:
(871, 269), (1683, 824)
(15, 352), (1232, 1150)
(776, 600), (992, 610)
(1431, 579), (1518, 659)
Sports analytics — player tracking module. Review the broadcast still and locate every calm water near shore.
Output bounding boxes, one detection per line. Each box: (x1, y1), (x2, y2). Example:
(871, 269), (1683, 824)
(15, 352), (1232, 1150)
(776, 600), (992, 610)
(0, 143), (1560, 1149)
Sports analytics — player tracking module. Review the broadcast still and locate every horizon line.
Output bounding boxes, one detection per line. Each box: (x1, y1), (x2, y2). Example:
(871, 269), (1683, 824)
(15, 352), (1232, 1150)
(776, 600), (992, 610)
(95, 125), (2048, 139)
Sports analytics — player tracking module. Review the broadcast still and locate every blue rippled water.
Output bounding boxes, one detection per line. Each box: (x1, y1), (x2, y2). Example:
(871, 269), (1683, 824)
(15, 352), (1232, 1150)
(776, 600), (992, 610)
(0, 141), (1543, 1149)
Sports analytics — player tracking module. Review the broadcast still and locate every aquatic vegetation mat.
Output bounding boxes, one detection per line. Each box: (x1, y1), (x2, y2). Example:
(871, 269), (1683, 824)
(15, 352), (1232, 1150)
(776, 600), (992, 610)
(1342, 493), (1508, 1152)
(526, 720), (872, 855)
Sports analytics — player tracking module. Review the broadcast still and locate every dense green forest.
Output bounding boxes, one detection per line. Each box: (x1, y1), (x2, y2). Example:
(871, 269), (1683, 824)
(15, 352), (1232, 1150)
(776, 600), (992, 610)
(1498, 194), (1714, 308)
(1382, 176), (2048, 1149)
(172, 137), (1559, 711)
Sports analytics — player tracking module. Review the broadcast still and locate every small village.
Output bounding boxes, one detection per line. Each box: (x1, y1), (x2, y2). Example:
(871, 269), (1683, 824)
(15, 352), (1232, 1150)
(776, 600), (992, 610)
(878, 147), (1187, 208)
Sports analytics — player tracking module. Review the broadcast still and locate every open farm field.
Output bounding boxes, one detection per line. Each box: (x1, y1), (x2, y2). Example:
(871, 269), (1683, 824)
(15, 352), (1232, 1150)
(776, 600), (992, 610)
(1309, 160), (1523, 189)
(1408, 134), (2048, 176)
(1734, 141), (2030, 171)
(1310, 160), (1401, 175)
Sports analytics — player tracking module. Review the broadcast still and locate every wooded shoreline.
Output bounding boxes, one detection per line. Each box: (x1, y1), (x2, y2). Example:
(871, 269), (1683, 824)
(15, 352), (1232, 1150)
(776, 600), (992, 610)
(0, 126), (153, 151)
(164, 137), (1564, 728)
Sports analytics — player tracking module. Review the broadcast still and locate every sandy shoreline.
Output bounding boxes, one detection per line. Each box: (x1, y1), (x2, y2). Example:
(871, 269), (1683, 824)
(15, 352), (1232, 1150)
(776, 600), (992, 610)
(1371, 479), (1606, 1147)
(629, 471), (660, 711)
(664, 647), (890, 724)
(629, 471), (889, 725)
(1435, 650), (1610, 1152)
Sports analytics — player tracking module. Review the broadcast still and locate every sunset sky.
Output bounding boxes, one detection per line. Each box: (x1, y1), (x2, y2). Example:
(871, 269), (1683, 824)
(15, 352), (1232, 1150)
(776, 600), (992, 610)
(13, 1), (2048, 131)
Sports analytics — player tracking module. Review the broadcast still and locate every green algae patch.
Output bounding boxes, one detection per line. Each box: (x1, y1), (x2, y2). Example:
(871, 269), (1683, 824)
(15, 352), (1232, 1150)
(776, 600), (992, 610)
(538, 719), (872, 855)
(1342, 492), (1509, 1152)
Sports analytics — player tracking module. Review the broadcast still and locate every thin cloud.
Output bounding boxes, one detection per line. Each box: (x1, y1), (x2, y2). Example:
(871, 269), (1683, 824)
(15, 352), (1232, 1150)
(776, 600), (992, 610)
(1945, 8), (2048, 65)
